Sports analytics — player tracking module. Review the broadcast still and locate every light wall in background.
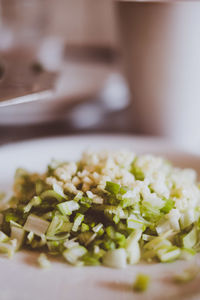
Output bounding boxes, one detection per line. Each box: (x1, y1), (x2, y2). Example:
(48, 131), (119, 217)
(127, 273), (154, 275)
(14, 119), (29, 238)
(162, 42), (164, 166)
(45, 0), (118, 48)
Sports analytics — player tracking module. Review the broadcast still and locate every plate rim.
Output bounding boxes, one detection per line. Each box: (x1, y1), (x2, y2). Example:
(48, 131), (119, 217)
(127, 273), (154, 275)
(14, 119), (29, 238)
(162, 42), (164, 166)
(0, 133), (199, 159)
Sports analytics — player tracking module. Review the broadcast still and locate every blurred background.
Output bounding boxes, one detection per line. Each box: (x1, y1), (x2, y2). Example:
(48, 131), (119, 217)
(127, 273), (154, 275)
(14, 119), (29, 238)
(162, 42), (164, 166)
(0, 0), (132, 145)
(0, 0), (200, 152)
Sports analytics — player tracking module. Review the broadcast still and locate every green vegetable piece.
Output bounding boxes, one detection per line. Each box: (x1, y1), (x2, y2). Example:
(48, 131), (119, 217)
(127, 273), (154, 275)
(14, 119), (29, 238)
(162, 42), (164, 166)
(38, 253), (51, 269)
(182, 227), (197, 249)
(81, 253), (101, 266)
(10, 226), (25, 250)
(40, 190), (64, 202)
(131, 161), (145, 181)
(0, 231), (9, 242)
(63, 246), (87, 265)
(72, 213), (84, 232)
(5, 212), (19, 223)
(105, 182), (120, 195)
(81, 223), (89, 232)
(0, 240), (17, 258)
(160, 198), (175, 214)
(24, 214), (50, 236)
(57, 200), (80, 216)
(24, 196), (42, 213)
(80, 197), (92, 208)
(102, 248), (127, 268)
(133, 273), (150, 292)
(157, 247), (181, 262)
(106, 226), (115, 239)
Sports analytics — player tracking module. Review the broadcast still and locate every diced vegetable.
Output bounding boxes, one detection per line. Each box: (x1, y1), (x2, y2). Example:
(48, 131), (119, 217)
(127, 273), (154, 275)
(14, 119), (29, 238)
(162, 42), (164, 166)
(72, 213), (84, 232)
(102, 248), (127, 268)
(63, 246), (87, 265)
(133, 273), (150, 292)
(126, 230), (142, 264)
(24, 214), (50, 236)
(38, 253), (51, 269)
(0, 239), (17, 258)
(160, 198), (175, 214)
(182, 227), (197, 249)
(57, 201), (80, 216)
(1, 150), (200, 269)
(105, 182), (120, 195)
(10, 226), (25, 250)
(0, 231), (9, 242)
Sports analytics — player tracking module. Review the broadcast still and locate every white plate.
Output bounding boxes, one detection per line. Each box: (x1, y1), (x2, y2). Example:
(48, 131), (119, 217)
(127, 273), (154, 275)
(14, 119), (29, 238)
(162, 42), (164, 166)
(0, 134), (200, 300)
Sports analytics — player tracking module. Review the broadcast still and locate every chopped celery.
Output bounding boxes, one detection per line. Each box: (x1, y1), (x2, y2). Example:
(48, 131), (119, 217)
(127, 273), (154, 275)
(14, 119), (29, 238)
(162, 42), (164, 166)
(182, 227), (197, 249)
(10, 226), (25, 250)
(0, 231), (9, 242)
(64, 238), (79, 249)
(57, 200), (79, 216)
(52, 183), (66, 199)
(126, 230), (142, 264)
(47, 215), (72, 237)
(24, 214), (50, 236)
(38, 253), (51, 269)
(105, 182), (120, 195)
(72, 213), (84, 232)
(81, 253), (101, 266)
(63, 246), (87, 265)
(127, 215), (146, 231)
(131, 162), (145, 181)
(27, 231), (34, 244)
(78, 232), (96, 246)
(0, 239), (17, 258)
(180, 248), (196, 260)
(40, 190), (64, 202)
(81, 223), (89, 232)
(92, 223), (103, 233)
(1, 150), (200, 269)
(133, 273), (150, 292)
(102, 248), (127, 268)
(157, 247), (181, 262)
(160, 198), (175, 214)
(24, 196), (41, 213)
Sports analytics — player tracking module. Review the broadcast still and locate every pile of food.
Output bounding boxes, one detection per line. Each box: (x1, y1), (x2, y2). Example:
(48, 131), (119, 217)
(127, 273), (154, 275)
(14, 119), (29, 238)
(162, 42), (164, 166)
(0, 150), (200, 268)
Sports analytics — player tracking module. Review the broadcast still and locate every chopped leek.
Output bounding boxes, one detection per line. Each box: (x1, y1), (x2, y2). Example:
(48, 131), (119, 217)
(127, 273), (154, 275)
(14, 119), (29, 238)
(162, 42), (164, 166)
(133, 273), (150, 292)
(160, 198), (175, 214)
(10, 226), (25, 250)
(1, 150), (200, 269)
(105, 182), (120, 195)
(38, 253), (51, 269)
(0, 239), (17, 258)
(24, 214), (50, 236)
(102, 248), (127, 268)
(72, 213), (84, 232)
(0, 231), (9, 242)
(63, 246), (87, 265)
(126, 230), (142, 264)
(57, 200), (79, 216)
(182, 227), (197, 249)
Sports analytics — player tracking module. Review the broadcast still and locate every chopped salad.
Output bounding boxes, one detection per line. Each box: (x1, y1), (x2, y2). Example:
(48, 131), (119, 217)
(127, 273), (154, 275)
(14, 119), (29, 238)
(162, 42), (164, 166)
(0, 150), (200, 268)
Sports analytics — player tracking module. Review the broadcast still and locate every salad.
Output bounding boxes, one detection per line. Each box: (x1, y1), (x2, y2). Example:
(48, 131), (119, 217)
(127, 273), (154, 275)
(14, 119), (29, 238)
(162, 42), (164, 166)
(0, 150), (200, 268)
